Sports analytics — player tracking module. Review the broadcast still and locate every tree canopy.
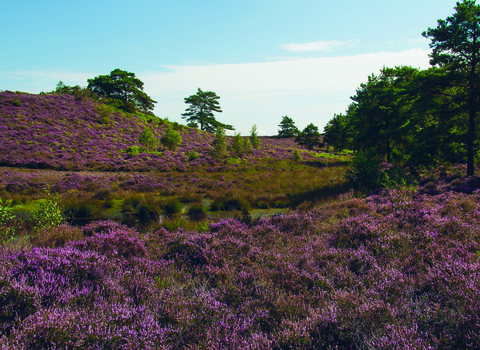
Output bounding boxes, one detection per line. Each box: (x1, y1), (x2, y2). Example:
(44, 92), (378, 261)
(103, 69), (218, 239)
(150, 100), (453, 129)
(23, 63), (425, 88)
(295, 123), (322, 150)
(278, 116), (299, 138)
(87, 69), (157, 114)
(181, 88), (233, 133)
(422, 0), (480, 175)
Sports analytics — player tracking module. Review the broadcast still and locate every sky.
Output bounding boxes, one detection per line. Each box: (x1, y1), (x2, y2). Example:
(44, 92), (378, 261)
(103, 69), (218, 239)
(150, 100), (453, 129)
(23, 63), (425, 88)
(1, 0), (459, 135)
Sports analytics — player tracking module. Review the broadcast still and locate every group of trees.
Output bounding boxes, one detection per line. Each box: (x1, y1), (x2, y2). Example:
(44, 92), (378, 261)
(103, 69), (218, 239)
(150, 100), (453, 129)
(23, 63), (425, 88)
(323, 0), (480, 176)
(277, 116), (323, 150)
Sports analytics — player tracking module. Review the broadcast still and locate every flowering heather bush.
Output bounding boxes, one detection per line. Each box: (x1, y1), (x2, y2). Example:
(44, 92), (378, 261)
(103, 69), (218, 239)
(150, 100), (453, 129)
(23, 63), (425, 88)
(0, 91), (331, 172)
(2, 188), (480, 348)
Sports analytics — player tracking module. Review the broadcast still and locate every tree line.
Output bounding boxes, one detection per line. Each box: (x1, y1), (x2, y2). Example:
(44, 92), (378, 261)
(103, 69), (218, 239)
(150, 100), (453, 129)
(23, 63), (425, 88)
(323, 0), (480, 176)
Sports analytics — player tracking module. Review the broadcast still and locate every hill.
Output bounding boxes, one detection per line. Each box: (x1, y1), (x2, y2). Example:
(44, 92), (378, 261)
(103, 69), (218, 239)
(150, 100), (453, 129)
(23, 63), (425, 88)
(0, 91), (343, 172)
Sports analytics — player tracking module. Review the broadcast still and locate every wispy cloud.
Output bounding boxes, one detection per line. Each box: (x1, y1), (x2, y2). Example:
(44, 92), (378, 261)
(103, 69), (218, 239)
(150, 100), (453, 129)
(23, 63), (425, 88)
(280, 39), (361, 53)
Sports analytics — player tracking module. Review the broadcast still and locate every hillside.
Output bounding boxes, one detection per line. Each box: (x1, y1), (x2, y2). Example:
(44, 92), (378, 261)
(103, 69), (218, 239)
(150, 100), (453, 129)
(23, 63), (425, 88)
(0, 91), (342, 172)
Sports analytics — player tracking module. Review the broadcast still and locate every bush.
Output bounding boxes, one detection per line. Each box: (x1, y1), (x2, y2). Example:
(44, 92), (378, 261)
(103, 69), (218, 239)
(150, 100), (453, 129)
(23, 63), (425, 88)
(164, 199), (183, 215)
(250, 124), (261, 150)
(126, 145), (141, 157)
(294, 150), (303, 162)
(0, 198), (16, 243)
(136, 204), (161, 224)
(31, 224), (83, 248)
(343, 149), (385, 190)
(139, 127), (159, 151)
(212, 127), (227, 157)
(188, 150), (200, 161)
(161, 124), (182, 151)
(63, 198), (102, 219)
(211, 197), (250, 212)
(187, 204), (207, 221)
(29, 188), (65, 234)
(232, 133), (244, 157)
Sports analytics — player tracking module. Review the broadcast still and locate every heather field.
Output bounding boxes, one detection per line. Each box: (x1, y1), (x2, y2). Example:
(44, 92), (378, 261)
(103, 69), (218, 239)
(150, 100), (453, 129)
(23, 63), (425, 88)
(2, 91), (480, 349)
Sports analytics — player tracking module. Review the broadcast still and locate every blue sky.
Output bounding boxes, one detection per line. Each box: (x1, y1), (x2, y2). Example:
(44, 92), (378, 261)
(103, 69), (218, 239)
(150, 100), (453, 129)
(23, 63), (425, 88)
(1, 0), (458, 134)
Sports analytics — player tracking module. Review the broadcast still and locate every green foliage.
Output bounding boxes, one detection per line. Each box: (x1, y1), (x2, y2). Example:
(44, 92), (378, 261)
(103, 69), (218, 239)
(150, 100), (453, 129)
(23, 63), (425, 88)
(188, 150), (200, 161)
(29, 188), (65, 234)
(181, 88), (233, 133)
(422, 0), (480, 176)
(212, 127), (227, 157)
(164, 199), (183, 215)
(87, 69), (157, 113)
(232, 133), (244, 157)
(210, 197), (250, 212)
(126, 145), (142, 157)
(250, 124), (261, 149)
(293, 150), (303, 162)
(344, 150), (416, 191)
(344, 149), (385, 190)
(54, 81), (98, 100)
(0, 198), (16, 244)
(187, 204), (207, 221)
(278, 116), (299, 138)
(160, 124), (182, 151)
(323, 112), (355, 152)
(295, 123), (322, 150)
(11, 99), (22, 107)
(243, 137), (252, 154)
(136, 204), (161, 224)
(139, 127), (159, 151)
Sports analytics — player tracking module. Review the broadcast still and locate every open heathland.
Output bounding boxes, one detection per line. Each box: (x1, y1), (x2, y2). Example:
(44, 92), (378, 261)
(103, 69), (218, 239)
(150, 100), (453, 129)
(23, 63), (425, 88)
(1, 91), (480, 349)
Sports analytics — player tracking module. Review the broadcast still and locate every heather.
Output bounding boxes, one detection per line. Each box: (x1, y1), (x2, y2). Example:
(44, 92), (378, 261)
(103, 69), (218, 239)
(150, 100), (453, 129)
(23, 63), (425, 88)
(0, 91), (340, 172)
(1, 188), (480, 348)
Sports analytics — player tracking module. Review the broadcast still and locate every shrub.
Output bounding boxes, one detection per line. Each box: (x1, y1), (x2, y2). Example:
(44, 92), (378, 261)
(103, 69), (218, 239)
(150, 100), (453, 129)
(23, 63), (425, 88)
(139, 127), (159, 151)
(136, 203), (161, 225)
(164, 199), (183, 215)
(188, 150), (200, 161)
(63, 198), (102, 219)
(343, 149), (385, 190)
(294, 150), (303, 161)
(126, 145), (141, 157)
(161, 124), (182, 151)
(232, 133), (244, 157)
(31, 224), (83, 248)
(0, 198), (16, 243)
(211, 197), (250, 212)
(243, 137), (252, 154)
(29, 188), (65, 234)
(212, 127), (227, 157)
(187, 204), (207, 221)
(250, 124), (261, 150)
(121, 194), (143, 213)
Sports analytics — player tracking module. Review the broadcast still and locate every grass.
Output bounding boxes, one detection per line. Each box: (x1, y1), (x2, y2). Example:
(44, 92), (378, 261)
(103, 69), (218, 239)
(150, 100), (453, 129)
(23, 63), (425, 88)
(1, 156), (350, 234)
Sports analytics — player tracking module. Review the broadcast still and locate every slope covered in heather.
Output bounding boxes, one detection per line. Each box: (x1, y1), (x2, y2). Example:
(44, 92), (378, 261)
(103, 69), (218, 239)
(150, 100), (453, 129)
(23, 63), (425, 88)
(0, 91), (335, 172)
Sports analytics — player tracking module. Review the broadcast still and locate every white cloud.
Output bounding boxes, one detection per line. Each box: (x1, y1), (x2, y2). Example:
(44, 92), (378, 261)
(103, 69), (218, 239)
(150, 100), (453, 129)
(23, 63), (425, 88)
(0, 49), (432, 135)
(140, 48), (431, 135)
(280, 39), (361, 53)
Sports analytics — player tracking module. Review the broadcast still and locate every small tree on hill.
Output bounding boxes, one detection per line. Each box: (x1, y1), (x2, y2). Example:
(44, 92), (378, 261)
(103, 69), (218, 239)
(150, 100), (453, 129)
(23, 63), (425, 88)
(212, 127), (227, 157)
(182, 88), (233, 133)
(232, 133), (244, 157)
(278, 116), (299, 138)
(249, 124), (261, 150)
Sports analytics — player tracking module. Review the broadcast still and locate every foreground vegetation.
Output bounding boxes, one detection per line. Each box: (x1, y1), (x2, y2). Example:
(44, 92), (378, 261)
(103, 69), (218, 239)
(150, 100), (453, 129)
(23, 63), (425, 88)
(2, 170), (480, 348)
